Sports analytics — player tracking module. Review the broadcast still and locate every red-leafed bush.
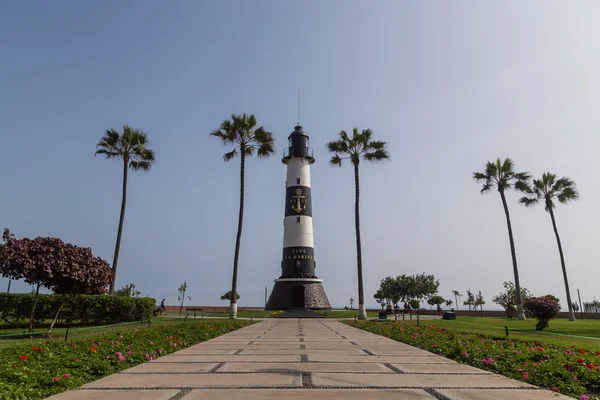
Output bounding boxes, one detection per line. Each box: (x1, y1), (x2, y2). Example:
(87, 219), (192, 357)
(524, 295), (561, 331)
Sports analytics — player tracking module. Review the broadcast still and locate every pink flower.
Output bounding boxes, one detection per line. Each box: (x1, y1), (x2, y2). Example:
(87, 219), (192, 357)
(573, 376), (578, 381)
(52, 377), (59, 382)
(481, 357), (493, 365)
(551, 387), (560, 393)
(127, 351), (132, 355)
(106, 355), (110, 359)
(145, 354), (150, 359)
(158, 350), (162, 354)
(580, 395), (589, 400)
(118, 356), (125, 362)
(62, 374), (69, 379)
(71, 344), (77, 349)
(150, 341), (154, 345)
(522, 372), (529, 380)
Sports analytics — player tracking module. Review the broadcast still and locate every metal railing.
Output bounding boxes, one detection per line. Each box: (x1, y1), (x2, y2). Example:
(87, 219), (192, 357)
(282, 148), (314, 158)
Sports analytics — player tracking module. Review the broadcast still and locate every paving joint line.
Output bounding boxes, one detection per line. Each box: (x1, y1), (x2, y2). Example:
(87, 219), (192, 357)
(361, 349), (376, 355)
(423, 388), (452, 400)
(77, 385), (541, 391)
(300, 355), (308, 362)
(233, 349), (244, 355)
(208, 362), (226, 373)
(383, 363), (405, 374)
(301, 372), (313, 388)
(168, 388), (191, 400)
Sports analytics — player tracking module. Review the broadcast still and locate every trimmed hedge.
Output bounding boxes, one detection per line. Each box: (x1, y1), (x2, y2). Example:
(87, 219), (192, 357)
(0, 294), (156, 328)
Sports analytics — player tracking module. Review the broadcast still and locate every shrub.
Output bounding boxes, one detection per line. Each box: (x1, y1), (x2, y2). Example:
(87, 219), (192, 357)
(0, 294), (156, 328)
(524, 295), (561, 331)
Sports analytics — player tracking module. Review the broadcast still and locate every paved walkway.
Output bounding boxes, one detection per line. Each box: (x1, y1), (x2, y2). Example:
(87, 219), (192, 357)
(49, 319), (569, 399)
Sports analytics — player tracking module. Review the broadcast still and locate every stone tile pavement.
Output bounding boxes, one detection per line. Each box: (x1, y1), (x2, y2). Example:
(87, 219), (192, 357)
(48, 319), (570, 399)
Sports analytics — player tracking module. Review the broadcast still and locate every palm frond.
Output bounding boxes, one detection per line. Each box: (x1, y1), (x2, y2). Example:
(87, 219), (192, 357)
(339, 130), (350, 143)
(519, 196), (539, 207)
(514, 180), (531, 193)
(223, 149), (238, 162)
(253, 126), (275, 146)
(94, 148), (121, 159)
(326, 140), (348, 154)
(364, 149), (390, 162)
(129, 161), (153, 171)
(243, 145), (255, 157)
(257, 142), (275, 158)
(480, 183), (493, 194)
(473, 172), (489, 182)
(557, 187), (579, 204)
(330, 154), (343, 167)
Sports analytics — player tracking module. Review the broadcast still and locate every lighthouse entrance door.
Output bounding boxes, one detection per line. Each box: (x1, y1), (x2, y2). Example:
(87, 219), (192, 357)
(291, 285), (305, 309)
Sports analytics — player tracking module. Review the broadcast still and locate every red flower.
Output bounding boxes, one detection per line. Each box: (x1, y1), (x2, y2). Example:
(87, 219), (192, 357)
(551, 387), (560, 393)
(596, 352), (600, 356)
(52, 377), (59, 382)
(62, 374), (69, 379)
(32, 346), (39, 352)
(577, 358), (585, 364)
(91, 345), (96, 352)
(42, 341), (46, 345)
(10, 364), (16, 369)
(20, 355), (28, 361)
(579, 349), (587, 354)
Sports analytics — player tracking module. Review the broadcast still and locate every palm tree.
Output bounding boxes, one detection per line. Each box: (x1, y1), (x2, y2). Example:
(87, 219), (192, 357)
(210, 114), (275, 319)
(451, 290), (462, 311)
(519, 173), (579, 321)
(95, 126), (155, 295)
(474, 158), (530, 320)
(327, 127), (390, 320)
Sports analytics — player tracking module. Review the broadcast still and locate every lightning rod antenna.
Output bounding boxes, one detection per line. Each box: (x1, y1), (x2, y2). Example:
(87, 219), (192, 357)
(297, 90), (301, 125)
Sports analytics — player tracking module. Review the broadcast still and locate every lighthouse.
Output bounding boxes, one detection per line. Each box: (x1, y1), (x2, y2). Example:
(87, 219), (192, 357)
(265, 125), (332, 310)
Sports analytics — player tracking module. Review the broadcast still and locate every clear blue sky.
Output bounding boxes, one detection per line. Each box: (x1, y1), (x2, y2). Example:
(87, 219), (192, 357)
(1, 1), (599, 309)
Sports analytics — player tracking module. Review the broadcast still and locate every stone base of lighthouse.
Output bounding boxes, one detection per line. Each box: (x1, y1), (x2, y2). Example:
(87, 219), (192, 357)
(265, 279), (332, 310)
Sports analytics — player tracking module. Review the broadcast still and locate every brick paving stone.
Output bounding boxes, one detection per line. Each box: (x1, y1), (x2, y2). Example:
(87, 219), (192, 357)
(219, 362), (390, 372)
(82, 372), (302, 388)
(437, 389), (572, 399)
(182, 389), (437, 399)
(45, 390), (180, 400)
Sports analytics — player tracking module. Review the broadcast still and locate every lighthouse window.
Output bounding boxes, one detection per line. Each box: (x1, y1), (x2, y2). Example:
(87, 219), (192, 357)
(296, 217), (301, 223)
(296, 178), (301, 184)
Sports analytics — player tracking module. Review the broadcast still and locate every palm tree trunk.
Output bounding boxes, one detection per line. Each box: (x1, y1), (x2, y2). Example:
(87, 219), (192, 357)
(6, 280), (10, 293)
(454, 294), (458, 311)
(230, 152), (245, 319)
(499, 190), (526, 320)
(353, 162), (367, 320)
(109, 158), (129, 295)
(28, 283), (40, 332)
(548, 207), (576, 321)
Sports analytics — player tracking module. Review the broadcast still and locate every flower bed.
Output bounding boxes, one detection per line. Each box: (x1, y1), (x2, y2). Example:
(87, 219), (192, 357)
(0, 320), (250, 400)
(351, 321), (600, 400)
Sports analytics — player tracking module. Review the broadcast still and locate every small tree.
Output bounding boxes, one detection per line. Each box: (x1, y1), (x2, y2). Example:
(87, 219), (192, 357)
(115, 283), (141, 297)
(463, 290), (475, 317)
(409, 299), (420, 310)
(221, 290), (241, 301)
(374, 289), (386, 310)
(524, 295), (561, 330)
(474, 290), (486, 317)
(492, 281), (531, 318)
(428, 295), (445, 314)
(349, 295), (354, 310)
(178, 281), (191, 317)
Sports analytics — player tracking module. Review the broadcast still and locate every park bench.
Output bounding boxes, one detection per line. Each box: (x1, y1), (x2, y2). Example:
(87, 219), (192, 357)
(186, 308), (203, 318)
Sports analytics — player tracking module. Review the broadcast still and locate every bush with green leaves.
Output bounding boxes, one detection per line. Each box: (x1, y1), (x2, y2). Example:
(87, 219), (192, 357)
(524, 295), (561, 331)
(0, 294), (155, 329)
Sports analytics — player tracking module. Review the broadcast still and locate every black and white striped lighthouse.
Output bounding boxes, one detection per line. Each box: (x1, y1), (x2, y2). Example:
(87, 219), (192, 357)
(265, 125), (332, 310)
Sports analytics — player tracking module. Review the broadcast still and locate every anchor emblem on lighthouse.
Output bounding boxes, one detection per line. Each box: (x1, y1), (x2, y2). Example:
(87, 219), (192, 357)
(291, 188), (307, 213)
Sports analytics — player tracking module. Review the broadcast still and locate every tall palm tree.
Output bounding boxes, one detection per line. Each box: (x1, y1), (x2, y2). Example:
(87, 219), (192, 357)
(451, 290), (462, 311)
(519, 173), (579, 321)
(473, 158), (530, 320)
(95, 126), (155, 295)
(210, 114), (275, 319)
(327, 127), (390, 320)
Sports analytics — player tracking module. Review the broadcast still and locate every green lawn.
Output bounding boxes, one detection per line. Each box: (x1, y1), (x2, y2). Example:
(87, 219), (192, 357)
(0, 318), (185, 350)
(394, 316), (600, 349)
